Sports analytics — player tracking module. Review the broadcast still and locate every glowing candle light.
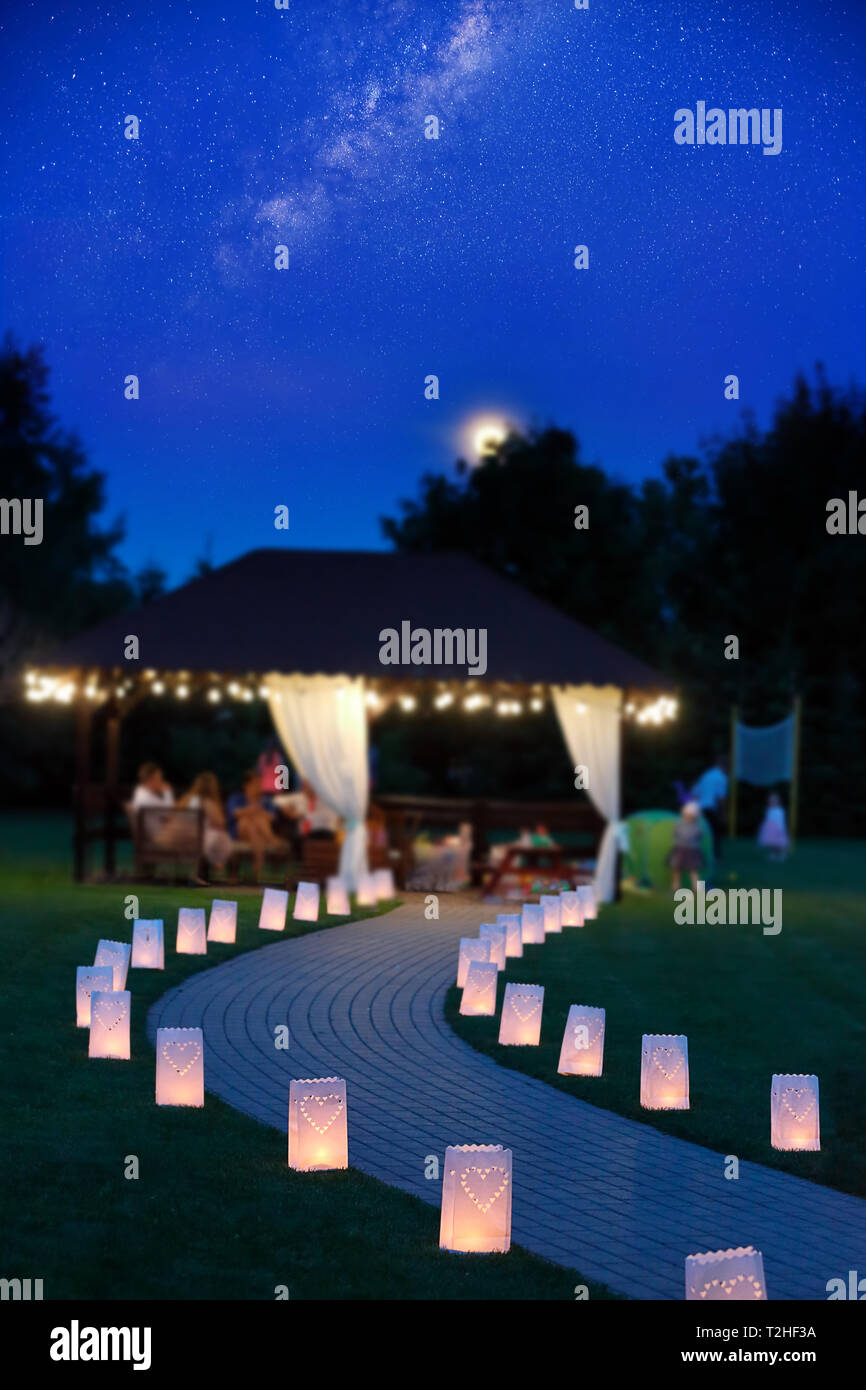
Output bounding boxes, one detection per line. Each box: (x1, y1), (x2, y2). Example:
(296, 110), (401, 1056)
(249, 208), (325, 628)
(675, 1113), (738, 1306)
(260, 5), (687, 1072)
(176, 907), (207, 955)
(558, 1005), (605, 1076)
(131, 918), (164, 969)
(539, 895), (562, 934)
(207, 899), (237, 944)
(439, 1145), (512, 1254)
(293, 881), (321, 922)
(459, 961), (498, 1016)
(641, 1034), (689, 1110)
(496, 912), (523, 957)
(288, 1077), (348, 1171)
(498, 983), (544, 1046)
(156, 1027), (204, 1107)
(326, 876), (351, 915)
(88, 990), (131, 1061)
(771, 1074), (820, 1151)
(479, 923), (507, 971)
(685, 1247), (767, 1301)
(259, 887), (289, 932)
(75, 965), (114, 1028)
(93, 939), (131, 991)
(520, 904), (545, 945)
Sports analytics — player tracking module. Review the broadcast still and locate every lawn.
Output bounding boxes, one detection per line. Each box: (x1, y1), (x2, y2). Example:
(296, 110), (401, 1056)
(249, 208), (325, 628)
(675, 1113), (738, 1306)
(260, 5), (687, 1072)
(449, 838), (866, 1198)
(0, 812), (615, 1300)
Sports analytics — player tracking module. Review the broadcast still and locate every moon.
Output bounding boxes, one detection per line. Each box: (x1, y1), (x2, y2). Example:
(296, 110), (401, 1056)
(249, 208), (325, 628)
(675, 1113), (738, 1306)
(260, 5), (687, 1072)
(468, 415), (508, 460)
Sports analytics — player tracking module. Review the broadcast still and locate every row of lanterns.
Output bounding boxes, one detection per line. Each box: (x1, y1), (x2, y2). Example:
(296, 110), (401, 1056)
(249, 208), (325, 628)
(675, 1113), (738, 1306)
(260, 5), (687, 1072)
(456, 889), (821, 1150)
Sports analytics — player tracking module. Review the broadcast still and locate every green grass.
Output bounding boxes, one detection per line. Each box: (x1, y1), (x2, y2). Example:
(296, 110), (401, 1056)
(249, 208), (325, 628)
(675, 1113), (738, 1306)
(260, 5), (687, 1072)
(0, 812), (615, 1300)
(449, 838), (866, 1198)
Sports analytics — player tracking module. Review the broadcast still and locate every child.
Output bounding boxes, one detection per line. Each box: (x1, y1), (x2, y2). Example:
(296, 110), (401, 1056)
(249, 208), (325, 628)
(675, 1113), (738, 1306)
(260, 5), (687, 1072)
(757, 792), (789, 861)
(668, 800), (703, 891)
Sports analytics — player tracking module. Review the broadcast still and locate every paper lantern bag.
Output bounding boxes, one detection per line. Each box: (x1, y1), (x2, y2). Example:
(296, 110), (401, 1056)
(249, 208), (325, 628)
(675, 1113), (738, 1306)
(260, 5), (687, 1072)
(76, 965), (114, 1027)
(539, 895), (562, 933)
(479, 923), (507, 971)
(641, 1033), (689, 1110)
(771, 1074), (820, 1151)
(685, 1246), (767, 1301)
(259, 887), (289, 932)
(156, 1026), (205, 1107)
(293, 881), (321, 922)
(498, 983), (544, 1046)
(208, 899), (237, 943)
(177, 908), (207, 955)
(93, 939), (131, 990)
(457, 937), (490, 988)
(559, 891), (584, 927)
(439, 1145), (512, 1254)
(88, 989), (131, 1060)
(288, 1077), (348, 1171)
(131, 918), (164, 969)
(459, 961), (498, 1016)
(326, 877), (351, 915)
(520, 904), (545, 945)
(558, 1004), (605, 1076)
(496, 913), (523, 957)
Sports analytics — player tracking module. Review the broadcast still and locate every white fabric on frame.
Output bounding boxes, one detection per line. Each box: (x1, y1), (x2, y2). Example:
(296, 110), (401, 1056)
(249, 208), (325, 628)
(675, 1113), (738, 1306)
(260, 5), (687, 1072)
(551, 684), (622, 903)
(267, 673), (369, 889)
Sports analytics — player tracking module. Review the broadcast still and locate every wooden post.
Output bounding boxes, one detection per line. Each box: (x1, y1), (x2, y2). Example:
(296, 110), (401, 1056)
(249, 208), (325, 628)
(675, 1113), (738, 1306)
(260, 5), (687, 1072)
(104, 700), (121, 878)
(789, 695), (802, 844)
(615, 705), (625, 902)
(728, 705), (739, 840)
(73, 699), (92, 882)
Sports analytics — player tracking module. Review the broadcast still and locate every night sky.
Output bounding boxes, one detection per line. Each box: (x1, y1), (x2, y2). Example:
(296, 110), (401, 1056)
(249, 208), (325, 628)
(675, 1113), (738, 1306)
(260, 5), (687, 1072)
(3, 1), (864, 583)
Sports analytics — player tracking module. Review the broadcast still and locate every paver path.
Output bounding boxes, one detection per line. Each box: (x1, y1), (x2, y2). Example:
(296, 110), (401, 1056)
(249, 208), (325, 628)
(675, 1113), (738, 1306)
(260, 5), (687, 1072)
(148, 894), (866, 1299)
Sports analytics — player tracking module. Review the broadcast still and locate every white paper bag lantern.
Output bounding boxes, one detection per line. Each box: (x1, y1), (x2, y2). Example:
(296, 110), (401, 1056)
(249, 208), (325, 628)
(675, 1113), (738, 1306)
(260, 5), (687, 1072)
(156, 1026), (204, 1107)
(685, 1247), (767, 1301)
(75, 965), (114, 1028)
(578, 884), (598, 921)
(293, 881), (321, 922)
(641, 1034), (689, 1110)
(457, 937), (491, 988)
(373, 867), (396, 900)
(288, 1077), (348, 1171)
(176, 907), (207, 955)
(355, 872), (378, 907)
(539, 894), (562, 933)
(326, 876), (351, 915)
(93, 939), (131, 991)
(131, 918), (164, 969)
(207, 898), (237, 943)
(559, 891), (584, 927)
(520, 904), (545, 945)
(771, 1074), (820, 1151)
(259, 886), (289, 932)
(496, 912), (523, 958)
(558, 1004), (605, 1076)
(439, 1145), (512, 1254)
(479, 923), (507, 971)
(88, 990), (131, 1060)
(498, 983), (544, 1046)
(459, 961), (498, 1016)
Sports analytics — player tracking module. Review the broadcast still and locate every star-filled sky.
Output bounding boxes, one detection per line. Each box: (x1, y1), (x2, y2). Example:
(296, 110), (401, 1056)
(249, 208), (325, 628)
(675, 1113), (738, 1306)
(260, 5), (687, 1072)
(2, 1), (864, 583)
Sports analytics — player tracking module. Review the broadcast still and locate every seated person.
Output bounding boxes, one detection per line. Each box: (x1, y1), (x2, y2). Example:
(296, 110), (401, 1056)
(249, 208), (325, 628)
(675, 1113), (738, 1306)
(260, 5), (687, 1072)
(179, 771), (235, 871)
(131, 762), (173, 808)
(273, 779), (341, 842)
(227, 771), (287, 875)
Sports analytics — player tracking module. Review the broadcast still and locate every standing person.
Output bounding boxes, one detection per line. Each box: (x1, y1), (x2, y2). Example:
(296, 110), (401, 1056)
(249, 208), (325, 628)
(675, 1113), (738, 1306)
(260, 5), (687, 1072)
(757, 791), (790, 862)
(691, 755), (728, 862)
(668, 801), (704, 891)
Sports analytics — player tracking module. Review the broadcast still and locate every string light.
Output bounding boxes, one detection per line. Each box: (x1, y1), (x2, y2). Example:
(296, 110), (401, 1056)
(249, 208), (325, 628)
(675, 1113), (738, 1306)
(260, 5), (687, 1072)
(398, 695), (416, 712)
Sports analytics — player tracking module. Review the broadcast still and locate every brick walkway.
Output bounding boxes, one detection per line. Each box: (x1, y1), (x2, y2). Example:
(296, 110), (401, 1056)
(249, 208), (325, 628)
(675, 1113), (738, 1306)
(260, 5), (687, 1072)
(147, 894), (866, 1299)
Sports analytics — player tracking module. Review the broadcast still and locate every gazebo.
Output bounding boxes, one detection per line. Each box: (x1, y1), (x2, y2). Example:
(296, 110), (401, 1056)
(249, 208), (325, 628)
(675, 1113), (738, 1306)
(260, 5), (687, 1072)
(26, 549), (675, 895)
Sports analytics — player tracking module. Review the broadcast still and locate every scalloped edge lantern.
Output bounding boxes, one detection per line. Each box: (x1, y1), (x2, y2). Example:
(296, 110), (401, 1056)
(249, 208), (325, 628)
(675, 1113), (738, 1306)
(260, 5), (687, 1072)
(520, 904), (545, 945)
(498, 983), (544, 1045)
(207, 898), (237, 943)
(288, 1076), (348, 1171)
(76, 965), (114, 1028)
(259, 886), (289, 932)
(771, 1073), (820, 1151)
(641, 1033), (689, 1110)
(156, 1026), (204, 1106)
(685, 1246), (767, 1301)
(558, 1004), (605, 1076)
(439, 1145), (512, 1253)
(479, 923), (507, 971)
(457, 937), (491, 988)
(326, 876), (351, 915)
(539, 894), (562, 934)
(496, 912), (523, 958)
(93, 939), (131, 991)
(88, 989), (131, 1060)
(131, 918), (164, 969)
(293, 881), (321, 922)
(459, 961), (498, 1016)
(176, 907), (207, 955)
(559, 891), (584, 927)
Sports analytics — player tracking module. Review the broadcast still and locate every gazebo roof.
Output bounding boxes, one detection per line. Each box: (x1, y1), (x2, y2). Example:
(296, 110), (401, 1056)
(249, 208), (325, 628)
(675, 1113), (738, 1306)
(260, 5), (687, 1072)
(39, 548), (667, 690)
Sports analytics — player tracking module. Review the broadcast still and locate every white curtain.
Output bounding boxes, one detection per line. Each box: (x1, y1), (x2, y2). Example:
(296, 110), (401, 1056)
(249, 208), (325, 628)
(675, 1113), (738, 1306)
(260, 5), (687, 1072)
(266, 673), (369, 889)
(551, 684), (622, 903)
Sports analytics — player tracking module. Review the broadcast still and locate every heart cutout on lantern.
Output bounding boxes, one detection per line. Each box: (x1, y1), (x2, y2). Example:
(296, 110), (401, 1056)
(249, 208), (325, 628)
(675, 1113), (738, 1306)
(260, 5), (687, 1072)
(472, 978), (495, 1001)
(300, 1093), (344, 1134)
(511, 994), (541, 1023)
(573, 1019), (603, 1050)
(652, 1047), (684, 1081)
(94, 999), (127, 1032)
(459, 1165), (509, 1214)
(162, 1040), (201, 1076)
(781, 1088), (816, 1123)
(699, 1273), (764, 1300)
